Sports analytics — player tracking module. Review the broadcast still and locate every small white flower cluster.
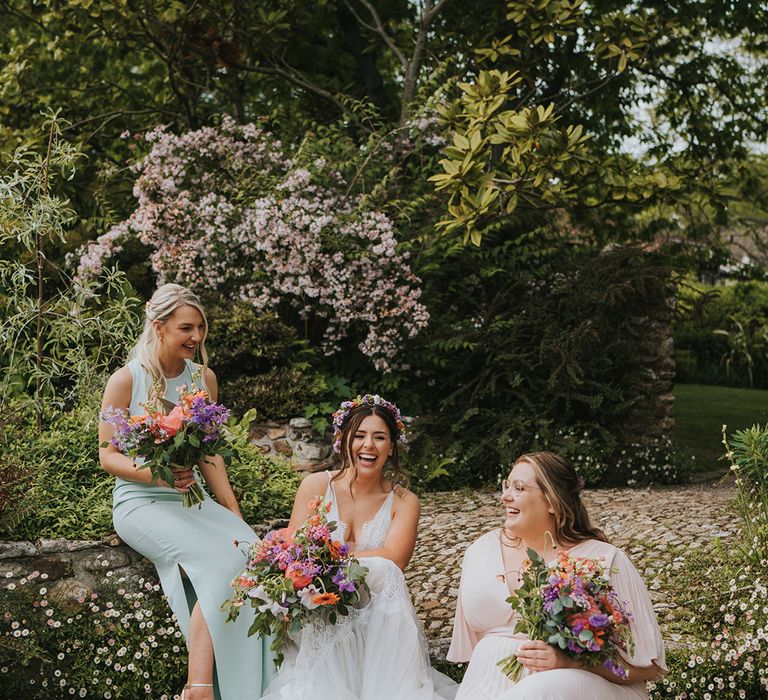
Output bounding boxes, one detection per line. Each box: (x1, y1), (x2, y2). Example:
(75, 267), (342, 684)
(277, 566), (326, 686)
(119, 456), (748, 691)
(615, 438), (695, 487)
(1, 571), (186, 697)
(530, 426), (610, 485)
(649, 564), (768, 699)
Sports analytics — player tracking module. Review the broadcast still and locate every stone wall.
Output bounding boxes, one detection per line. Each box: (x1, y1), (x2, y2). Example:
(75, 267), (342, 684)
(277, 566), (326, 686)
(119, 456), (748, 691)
(0, 521), (284, 610)
(0, 537), (153, 608)
(249, 417), (335, 474)
(625, 297), (676, 441)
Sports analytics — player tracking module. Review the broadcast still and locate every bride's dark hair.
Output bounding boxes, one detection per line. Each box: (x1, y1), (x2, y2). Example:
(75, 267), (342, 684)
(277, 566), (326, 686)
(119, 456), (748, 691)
(333, 404), (410, 492)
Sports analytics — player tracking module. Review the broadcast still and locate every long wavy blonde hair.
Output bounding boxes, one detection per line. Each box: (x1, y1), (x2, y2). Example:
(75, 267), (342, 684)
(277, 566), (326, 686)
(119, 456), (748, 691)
(127, 283), (209, 398)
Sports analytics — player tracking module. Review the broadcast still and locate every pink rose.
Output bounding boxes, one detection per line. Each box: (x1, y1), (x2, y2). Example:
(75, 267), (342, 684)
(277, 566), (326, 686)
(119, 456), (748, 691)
(156, 405), (184, 437)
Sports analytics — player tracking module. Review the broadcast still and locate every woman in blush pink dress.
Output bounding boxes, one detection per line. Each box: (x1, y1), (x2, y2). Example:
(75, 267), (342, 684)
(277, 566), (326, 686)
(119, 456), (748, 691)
(447, 452), (666, 700)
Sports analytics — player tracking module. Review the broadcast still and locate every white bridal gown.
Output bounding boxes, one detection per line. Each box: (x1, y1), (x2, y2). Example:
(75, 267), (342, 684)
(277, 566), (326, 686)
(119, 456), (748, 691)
(261, 472), (458, 700)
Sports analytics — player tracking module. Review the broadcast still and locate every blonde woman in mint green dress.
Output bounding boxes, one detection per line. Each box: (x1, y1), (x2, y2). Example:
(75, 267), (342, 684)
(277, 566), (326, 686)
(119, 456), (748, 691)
(99, 283), (274, 700)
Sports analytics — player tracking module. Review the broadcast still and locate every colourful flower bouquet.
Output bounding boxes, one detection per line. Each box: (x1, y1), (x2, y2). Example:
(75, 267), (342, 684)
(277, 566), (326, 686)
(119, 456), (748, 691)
(221, 496), (370, 667)
(101, 383), (236, 508)
(498, 548), (634, 682)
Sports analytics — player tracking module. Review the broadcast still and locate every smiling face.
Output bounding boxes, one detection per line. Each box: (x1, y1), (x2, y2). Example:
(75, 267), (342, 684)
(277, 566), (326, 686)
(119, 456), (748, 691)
(349, 413), (393, 475)
(501, 460), (556, 539)
(155, 304), (206, 364)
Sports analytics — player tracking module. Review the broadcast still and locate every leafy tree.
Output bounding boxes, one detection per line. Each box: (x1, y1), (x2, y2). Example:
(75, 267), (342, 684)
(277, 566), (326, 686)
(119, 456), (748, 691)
(429, 0), (768, 245)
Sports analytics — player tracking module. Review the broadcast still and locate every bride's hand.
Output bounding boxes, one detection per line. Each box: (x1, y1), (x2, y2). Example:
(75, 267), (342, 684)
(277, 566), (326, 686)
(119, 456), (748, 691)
(515, 640), (577, 673)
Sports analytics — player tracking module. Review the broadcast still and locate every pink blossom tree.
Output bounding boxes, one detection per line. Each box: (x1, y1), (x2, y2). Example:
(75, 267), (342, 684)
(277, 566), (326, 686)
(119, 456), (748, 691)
(76, 116), (428, 371)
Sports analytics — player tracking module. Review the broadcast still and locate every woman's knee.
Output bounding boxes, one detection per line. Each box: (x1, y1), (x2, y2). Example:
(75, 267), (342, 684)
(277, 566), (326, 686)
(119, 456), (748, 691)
(502, 669), (594, 700)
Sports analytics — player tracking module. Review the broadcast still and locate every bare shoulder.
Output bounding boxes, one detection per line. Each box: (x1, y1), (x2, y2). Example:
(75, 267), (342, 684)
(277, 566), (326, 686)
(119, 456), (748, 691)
(392, 485), (420, 514)
(202, 366), (217, 393)
(102, 366), (132, 407)
(108, 365), (132, 389)
(299, 470), (331, 496)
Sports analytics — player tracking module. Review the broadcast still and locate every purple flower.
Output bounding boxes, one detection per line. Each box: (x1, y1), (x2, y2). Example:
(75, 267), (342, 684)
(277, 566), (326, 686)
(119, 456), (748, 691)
(602, 658), (628, 678)
(567, 640), (585, 653)
(332, 568), (357, 593)
(588, 613), (610, 628)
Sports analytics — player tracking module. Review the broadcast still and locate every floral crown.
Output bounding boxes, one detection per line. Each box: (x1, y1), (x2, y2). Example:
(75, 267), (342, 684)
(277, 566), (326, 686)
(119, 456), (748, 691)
(331, 394), (406, 454)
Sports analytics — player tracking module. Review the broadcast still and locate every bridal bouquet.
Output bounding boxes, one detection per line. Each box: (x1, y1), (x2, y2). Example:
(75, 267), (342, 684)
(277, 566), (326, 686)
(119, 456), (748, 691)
(498, 548), (634, 681)
(222, 496), (369, 667)
(101, 383), (236, 507)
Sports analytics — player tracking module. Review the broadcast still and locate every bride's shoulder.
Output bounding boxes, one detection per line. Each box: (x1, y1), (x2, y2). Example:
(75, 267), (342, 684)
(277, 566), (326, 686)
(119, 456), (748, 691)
(301, 469), (333, 492)
(391, 484), (420, 512)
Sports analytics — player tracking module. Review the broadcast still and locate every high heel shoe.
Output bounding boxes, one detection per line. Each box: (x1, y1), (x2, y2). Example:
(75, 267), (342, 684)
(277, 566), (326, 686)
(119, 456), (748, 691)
(180, 683), (214, 699)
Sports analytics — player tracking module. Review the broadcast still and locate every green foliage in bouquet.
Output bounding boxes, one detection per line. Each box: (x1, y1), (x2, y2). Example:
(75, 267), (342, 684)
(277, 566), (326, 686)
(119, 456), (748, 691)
(497, 546), (633, 682)
(222, 498), (370, 667)
(101, 381), (243, 508)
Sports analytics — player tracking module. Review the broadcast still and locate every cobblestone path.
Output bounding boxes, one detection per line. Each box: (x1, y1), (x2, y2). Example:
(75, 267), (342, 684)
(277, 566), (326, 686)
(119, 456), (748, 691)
(406, 483), (739, 659)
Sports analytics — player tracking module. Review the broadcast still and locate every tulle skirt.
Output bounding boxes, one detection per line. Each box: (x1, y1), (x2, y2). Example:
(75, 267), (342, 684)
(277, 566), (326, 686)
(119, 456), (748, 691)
(260, 557), (458, 700)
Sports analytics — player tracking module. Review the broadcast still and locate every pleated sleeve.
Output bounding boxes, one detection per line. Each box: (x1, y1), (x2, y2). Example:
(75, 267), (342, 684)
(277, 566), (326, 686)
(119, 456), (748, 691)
(446, 550), (482, 662)
(609, 547), (668, 674)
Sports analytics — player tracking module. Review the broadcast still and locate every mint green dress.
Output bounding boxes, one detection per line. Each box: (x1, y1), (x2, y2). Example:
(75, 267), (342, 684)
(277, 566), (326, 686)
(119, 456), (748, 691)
(112, 358), (274, 699)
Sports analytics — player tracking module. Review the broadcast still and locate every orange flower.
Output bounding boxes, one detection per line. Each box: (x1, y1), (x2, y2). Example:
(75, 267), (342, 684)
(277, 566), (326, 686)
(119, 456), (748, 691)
(156, 405), (184, 437)
(311, 592), (340, 606)
(285, 562), (313, 590)
(275, 527), (294, 547)
(328, 539), (344, 560)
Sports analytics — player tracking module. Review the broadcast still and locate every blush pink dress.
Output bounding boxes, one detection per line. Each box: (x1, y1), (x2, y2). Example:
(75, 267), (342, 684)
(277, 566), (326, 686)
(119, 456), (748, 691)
(447, 531), (666, 699)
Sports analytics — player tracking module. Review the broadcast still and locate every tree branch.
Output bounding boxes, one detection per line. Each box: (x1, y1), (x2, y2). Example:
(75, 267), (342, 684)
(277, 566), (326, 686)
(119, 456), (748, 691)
(345, 0), (408, 69)
(233, 57), (370, 130)
(400, 0), (452, 126)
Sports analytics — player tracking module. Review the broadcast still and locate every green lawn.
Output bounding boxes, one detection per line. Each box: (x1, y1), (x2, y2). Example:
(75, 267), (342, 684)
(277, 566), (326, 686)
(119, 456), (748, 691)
(674, 383), (768, 471)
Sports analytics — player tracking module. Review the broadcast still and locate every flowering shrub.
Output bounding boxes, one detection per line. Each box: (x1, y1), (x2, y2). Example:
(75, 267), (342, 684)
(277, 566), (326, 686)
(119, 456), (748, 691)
(649, 560), (768, 699)
(615, 438), (696, 487)
(0, 570), (185, 699)
(75, 117), (428, 371)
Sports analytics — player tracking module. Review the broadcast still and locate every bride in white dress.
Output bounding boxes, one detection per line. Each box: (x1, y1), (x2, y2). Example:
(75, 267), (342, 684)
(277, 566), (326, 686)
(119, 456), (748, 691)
(260, 395), (457, 700)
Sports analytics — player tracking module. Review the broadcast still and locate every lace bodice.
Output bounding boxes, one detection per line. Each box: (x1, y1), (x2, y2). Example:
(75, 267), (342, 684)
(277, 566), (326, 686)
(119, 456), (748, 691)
(324, 473), (395, 550)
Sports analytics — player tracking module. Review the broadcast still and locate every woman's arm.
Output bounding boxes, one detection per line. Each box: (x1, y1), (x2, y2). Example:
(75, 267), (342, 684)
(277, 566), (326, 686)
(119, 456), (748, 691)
(99, 367), (154, 484)
(353, 489), (420, 571)
(199, 368), (244, 517)
(98, 367), (194, 490)
(286, 471), (329, 532)
(514, 640), (664, 684)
